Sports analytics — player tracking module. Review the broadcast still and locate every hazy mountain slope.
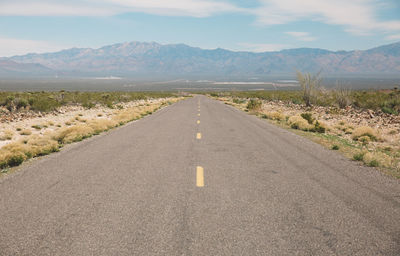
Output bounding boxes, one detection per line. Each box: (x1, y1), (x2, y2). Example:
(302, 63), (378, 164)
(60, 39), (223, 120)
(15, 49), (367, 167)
(5, 41), (400, 77)
(0, 59), (54, 76)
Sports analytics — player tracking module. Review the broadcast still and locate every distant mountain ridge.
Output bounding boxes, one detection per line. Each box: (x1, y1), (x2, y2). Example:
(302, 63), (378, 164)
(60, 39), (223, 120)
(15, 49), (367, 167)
(3, 41), (400, 78)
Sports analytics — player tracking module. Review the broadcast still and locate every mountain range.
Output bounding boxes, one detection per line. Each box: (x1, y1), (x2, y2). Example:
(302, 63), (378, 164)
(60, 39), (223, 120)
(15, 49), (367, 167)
(1, 41), (400, 78)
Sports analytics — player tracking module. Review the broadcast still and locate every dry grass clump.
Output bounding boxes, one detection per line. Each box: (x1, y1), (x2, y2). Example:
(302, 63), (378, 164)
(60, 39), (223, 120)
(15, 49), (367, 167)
(25, 135), (59, 156)
(0, 135), (59, 168)
(264, 111), (285, 121)
(87, 119), (117, 133)
(53, 125), (95, 144)
(363, 152), (392, 168)
(352, 126), (379, 141)
(0, 130), (14, 140)
(19, 129), (32, 136)
(31, 125), (42, 130)
(335, 121), (353, 134)
(288, 116), (314, 131)
(75, 116), (87, 122)
(247, 99), (262, 112)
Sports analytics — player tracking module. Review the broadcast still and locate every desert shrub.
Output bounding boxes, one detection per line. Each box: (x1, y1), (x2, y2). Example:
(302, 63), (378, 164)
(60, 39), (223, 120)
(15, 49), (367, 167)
(300, 112), (314, 124)
(352, 126), (378, 141)
(358, 136), (371, 145)
(331, 145), (339, 150)
(333, 86), (351, 108)
(88, 119), (117, 133)
(0, 130), (14, 140)
(82, 101), (95, 109)
(288, 115), (313, 131)
(53, 125), (95, 144)
(297, 71), (322, 107)
(15, 98), (28, 109)
(26, 135), (59, 156)
(313, 121), (327, 133)
(19, 129), (32, 136)
(247, 99), (262, 111)
(363, 152), (392, 168)
(265, 111), (285, 121)
(233, 98), (245, 104)
(353, 152), (365, 161)
(31, 125), (42, 130)
(381, 106), (398, 115)
(7, 153), (25, 167)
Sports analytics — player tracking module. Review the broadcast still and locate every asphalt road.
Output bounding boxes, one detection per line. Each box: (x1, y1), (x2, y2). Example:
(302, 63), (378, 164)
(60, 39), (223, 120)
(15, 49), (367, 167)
(0, 95), (399, 255)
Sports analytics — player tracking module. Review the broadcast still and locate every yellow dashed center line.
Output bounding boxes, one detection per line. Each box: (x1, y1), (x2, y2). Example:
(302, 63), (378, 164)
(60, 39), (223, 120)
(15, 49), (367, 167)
(197, 120), (200, 124)
(196, 166), (204, 187)
(197, 113), (200, 116)
(196, 133), (202, 139)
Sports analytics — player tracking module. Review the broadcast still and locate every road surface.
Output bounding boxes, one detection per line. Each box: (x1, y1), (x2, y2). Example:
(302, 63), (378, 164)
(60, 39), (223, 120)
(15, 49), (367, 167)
(0, 95), (399, 255)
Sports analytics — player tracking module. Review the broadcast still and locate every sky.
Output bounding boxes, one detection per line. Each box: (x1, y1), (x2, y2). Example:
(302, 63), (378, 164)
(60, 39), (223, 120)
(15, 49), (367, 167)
(0, 0), (400, 57)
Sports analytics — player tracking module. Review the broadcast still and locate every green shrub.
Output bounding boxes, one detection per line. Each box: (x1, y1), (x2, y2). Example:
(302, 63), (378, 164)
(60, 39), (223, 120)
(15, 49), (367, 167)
(16, 99), (28, 109)
(353, 152), (365, 161)
(331, 145), (339, 150)
(300, 112), (314, 124)
(313, 121), (326, 133)
(7, 154), (25, 167)
(381, 106), (398, 115)
(368, 160), (379, 167)
(247, 99), (262, 111)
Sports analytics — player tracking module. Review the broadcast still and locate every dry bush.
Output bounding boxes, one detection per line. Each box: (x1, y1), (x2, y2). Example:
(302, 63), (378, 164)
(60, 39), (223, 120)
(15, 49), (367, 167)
(296, 71), (322, 107)
(0, 130), (14, 140)
(247, 99), (262, 111)
(88, 119), (117, 133)
(315, 120), (329, 133)
(264, 111), (285, 121)
(333, 86), (351, 108)
(19, 129), (32, 136)
(363, 152), (392, 168)
(359, 136), (371, 145)
(352, 126), (379, 141)
(288, 116), (314, 131)
(26, 135), (59, 156)
(53, 125), (95, 144)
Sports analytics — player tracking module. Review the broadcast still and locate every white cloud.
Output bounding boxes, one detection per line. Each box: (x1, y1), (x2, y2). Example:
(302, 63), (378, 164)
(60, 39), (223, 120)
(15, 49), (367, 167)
(236, 43), (289, 52)
(254, 0), (400, 35)
(285, 31), (316, 41)
(106, 0), (242, 17)
(0, 0), (242, 17)
(0, 37), (69, 57)
(0, 1), (116, 16)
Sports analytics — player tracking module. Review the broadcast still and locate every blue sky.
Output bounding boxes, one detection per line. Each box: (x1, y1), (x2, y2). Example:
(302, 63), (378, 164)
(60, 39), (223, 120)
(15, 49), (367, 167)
(0, 0), (400, 56)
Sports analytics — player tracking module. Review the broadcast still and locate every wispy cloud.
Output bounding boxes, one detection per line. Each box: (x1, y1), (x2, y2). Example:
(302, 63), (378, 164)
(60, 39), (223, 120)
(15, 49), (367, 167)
(0, 36), (69, 57)
(236, 43), (289, 52)
(0, 0), (243, 17)
(1, 0), (399, 37)
(254, 0), (400, 35)
(285, 32), (316, 41)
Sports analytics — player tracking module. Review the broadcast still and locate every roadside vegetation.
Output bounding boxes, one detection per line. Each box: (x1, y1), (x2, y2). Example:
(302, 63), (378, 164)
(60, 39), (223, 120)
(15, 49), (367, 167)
(0, 92), (183, 173)
(208, 72), (400, 178)
(0, 91), (176, 113)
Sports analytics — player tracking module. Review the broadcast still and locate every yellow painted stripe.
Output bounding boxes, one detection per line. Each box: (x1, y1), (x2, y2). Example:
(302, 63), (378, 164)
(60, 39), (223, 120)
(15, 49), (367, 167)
(198, 113), (200, 116)
(196, 133), (201, 139)
(196, 166), (204, 187)
(197, 120), (200, 124)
